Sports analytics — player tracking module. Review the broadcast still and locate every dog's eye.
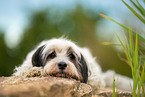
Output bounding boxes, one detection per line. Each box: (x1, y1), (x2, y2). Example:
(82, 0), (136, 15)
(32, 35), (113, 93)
(47, 52), (56, 59)
(69, 53), (75, 60)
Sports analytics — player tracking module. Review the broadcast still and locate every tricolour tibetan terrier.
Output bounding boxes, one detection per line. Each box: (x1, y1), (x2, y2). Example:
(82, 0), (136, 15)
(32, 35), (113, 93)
(13, 38), (133, 91)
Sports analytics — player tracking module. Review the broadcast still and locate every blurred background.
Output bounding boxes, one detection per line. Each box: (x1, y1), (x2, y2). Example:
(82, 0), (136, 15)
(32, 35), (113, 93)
(0, 0), (144, 77)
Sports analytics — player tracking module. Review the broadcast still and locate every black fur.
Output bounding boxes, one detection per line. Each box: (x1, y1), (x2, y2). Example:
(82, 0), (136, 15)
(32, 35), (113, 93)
(32, 45), (46, 67)
(79, 54), (88, 83)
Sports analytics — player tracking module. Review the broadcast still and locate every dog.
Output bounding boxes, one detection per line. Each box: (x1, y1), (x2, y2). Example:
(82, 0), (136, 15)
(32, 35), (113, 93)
(13, 38), (133, 91)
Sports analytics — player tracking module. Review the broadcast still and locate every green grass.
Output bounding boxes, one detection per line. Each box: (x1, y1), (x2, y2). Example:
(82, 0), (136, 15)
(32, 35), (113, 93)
(112, 75), (116, 97)
(100, 0), (145, 97)
(115, 30), (145, 97)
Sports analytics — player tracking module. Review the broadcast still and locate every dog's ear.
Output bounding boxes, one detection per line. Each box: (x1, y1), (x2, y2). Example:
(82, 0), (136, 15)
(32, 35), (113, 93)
(32, 45), (46, 67)
(79, 54), (88, 83)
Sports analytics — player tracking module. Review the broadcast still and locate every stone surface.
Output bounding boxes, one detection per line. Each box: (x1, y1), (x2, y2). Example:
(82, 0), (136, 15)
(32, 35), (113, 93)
(0, 76), (92, 97)
(93, 88), (132, 97)
(0, 76), (132, 97)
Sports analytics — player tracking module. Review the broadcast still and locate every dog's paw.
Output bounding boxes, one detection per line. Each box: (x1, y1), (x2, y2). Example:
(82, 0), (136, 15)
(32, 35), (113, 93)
(25, 67), (43, 77)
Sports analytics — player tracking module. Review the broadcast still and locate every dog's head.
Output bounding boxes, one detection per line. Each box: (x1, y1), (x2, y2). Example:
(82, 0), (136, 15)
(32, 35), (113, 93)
(32, 38), (88, 83)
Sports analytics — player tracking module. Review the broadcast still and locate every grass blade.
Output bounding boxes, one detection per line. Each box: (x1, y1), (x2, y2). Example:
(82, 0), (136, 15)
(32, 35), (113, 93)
(136, 0), (145, 17)
(134, 33), (138, 67)
(115, 31), (133, 67)
(122, 0), (145, 24)
(102, 42), (120, 46)
(130, 0), (145, 17)
(99, 14), (145, 42)
(99, 14), (128, 30)
(112, 75), (116, 97)
(114, 31), (126, 50)
(139, 65), (145, 96)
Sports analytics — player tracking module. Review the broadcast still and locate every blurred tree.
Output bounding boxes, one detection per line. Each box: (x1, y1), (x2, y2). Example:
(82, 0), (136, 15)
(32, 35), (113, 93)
(18, 9), (62, 60)
(0, 32), (17, 76)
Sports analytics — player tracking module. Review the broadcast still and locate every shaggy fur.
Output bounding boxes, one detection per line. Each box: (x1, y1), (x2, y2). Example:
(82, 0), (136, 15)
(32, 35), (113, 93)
(13, 38), (133, 91)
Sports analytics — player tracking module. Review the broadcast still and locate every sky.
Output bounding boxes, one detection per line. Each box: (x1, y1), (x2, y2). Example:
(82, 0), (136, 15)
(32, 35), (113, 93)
(0, 0), (142, 48)
(0, 0), (128, 30)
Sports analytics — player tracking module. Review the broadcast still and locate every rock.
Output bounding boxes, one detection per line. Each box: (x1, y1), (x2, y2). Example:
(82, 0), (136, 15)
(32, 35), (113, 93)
(0, 76), (92, 97)
(0, 76), (132, 97)
(93, 88), (132, 97)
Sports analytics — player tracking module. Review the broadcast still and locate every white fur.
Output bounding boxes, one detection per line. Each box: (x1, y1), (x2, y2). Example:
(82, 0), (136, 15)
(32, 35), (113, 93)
(13, 38), (133, 91)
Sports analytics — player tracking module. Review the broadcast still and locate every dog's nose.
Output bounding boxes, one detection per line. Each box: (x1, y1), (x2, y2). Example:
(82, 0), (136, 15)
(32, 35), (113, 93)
(58, 62), (67, 70)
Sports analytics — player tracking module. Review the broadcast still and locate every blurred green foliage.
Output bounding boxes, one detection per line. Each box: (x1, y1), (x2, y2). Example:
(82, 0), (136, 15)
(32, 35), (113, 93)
(0, 5), (131, 77)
